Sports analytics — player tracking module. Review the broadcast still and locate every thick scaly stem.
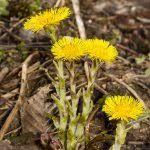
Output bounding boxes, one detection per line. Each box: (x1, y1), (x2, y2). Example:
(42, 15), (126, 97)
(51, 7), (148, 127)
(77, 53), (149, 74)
(58, 60), (67, 126)
(45, 25), (68, 149)
(110, 121), (127, 150)
(83, 60), (99, 142)
(83, 60), (99, 117)
(46, 25), (67, 131)
(53, 60), (68, 150)
(69, 62), (78, 119)
(67, 62), (82, 149)
(45, 26), (57, 43)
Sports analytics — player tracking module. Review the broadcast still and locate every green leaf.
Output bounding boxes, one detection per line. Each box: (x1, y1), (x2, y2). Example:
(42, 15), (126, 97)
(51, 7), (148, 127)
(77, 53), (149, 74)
(145, 67), (150, 77)
(0, 0), (9, 16)
(45, 112), (59, 128)
(0, 49), (5, 62)
(135, 55), (146, 64)
(66, 100), (73, 116)
(51, 94), (64, 112)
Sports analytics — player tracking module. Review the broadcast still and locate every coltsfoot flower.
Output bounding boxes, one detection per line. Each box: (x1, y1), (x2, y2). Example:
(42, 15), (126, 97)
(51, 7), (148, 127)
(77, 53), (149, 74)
(24, 7), (71, 32)
(102, 96), (144, 122)
(85, 39), (118, 62)
(51, 37), (85, 61)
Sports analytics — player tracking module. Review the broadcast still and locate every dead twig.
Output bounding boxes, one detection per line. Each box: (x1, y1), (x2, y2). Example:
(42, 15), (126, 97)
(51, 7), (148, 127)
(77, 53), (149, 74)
(0, 52), (39, 141)
(0, 18), (25, 41)
(54, 0), (65, 7)
(117, 44), (139, 56)
(1, 26), (22, 42)
(27, 61), (40, 74)
(5, 65), (22, 80)
(132, 80), (150, 95)
(133, 74), (150, 78)
(94, 83), (108, 95)
(0, 67), (9, 83)
(5, 61), (40, 80)
(104, 73), (146, 108)
(1, 78), (20, 91)
(1, 88), (19, 99)
(4, 126), (21, 137)
(40, 67), (55, 83)
(117, 56), (130, 64)
(71, 0), (86, 39)
(54, 0), (62, 7)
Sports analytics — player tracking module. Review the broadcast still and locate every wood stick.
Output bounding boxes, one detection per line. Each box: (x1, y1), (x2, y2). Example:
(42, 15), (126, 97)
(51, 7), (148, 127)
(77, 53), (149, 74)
(54, 0), (62, 7)
(0, 19), (25, 41)
(71, 0), (86, 39)
(0, 52), (39, 141)
(0, 67), (9, 83)
(1, 88), (19, 99)
(2, 26), (22, 42)
(117, 44), (139, 56)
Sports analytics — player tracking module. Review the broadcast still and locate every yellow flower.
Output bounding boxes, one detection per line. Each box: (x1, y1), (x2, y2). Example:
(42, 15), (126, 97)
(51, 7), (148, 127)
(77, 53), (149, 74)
(24, 7), (71, 32)
(102, 96), (144, 122)
(51, 37), (85, 61)
(85, 39), (118, 62)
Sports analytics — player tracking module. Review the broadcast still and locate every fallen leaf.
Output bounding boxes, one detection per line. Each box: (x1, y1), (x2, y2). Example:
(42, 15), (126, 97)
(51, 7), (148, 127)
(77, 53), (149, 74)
(21, 84), (52, 133)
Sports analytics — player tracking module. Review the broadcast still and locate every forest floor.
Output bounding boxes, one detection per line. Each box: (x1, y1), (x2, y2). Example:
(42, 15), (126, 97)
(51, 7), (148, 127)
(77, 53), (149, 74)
(0, 0), (150, 149)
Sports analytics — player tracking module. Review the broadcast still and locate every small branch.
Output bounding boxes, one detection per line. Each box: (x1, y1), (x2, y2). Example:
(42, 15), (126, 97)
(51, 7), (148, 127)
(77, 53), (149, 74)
(132, 74), (150, 79)
(0, 18), (25, 41)
(40, 67), (55, 83)
(0, 52), (39, 141)
(5, 65), (22, 80)
(54, 0), (65, 7)
(116, 44), (138, 56)
(4, 126), (21, 137)
(71, 0), (86, 39)
(27, 61), (40, 74)
(2, 26), (22, 42)
(1, 88), (19, 99)
(117, 56), (130, 64)
(0, 67), (9, 83)
(94, 83), (108, 95)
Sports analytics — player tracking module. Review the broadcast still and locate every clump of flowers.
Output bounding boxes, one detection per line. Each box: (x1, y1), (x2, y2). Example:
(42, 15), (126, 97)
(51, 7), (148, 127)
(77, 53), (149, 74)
(50, 37), (118, 149)
(24, 7), (71, 32)
(103, 96), (144, 150)
(24, 6), (147, 150)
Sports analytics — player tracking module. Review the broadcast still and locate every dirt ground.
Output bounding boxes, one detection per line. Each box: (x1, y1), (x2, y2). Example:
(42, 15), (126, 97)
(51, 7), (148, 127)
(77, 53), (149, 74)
(0, 0), (150, 149)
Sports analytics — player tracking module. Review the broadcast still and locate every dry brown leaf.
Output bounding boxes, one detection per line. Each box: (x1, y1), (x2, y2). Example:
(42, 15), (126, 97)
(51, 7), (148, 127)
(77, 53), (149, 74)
(0, 140), (41, 150)
(21, 84), (52, 133)
(0, 67), (9, 83)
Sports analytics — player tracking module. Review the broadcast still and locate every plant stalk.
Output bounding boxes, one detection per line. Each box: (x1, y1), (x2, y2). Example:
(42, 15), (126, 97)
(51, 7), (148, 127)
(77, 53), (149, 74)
(83, 60), (99, 143)
(110, 121), (127, 150)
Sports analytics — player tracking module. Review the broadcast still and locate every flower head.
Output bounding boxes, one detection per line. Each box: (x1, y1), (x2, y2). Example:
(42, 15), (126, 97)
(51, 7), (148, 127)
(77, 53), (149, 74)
(85, 39), (118, 62)
(51, 37), (85, 61)
(24, 7), (71, 32)
(102, 96), (144, 122)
